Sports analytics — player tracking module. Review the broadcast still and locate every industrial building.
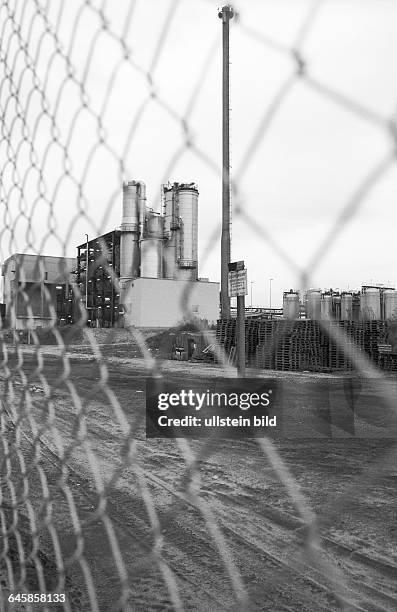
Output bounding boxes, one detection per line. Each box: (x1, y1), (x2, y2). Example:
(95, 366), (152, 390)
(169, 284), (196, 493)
(75, 181), (219, 328)
(1, 254), (76, 329)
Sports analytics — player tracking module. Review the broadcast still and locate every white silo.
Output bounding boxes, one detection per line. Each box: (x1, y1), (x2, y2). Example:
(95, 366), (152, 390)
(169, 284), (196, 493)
(332, 294), (341, 320)
(306, 289), (321, 320)
(321, 293), (333, 320)
(140, 213), (163, 278)
(120, 181), (142, 281)
(360, 287), (381, 320)
(283, 291), (300, 319)
(162, 184), (179, 279)
(340, 292), (353, 321)
(177, 183), (198, 282)
(383, 289), (397, 320)
(162, 183), (199, 281)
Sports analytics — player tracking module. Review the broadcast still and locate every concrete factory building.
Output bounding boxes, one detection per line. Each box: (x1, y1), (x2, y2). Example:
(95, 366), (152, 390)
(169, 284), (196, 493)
(76, 181), (219, 328)
(1, 254), (76, 329)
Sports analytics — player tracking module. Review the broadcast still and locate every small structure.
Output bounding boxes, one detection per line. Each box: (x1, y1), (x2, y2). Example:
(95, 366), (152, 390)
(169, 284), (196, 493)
(1, 254), (76, 329)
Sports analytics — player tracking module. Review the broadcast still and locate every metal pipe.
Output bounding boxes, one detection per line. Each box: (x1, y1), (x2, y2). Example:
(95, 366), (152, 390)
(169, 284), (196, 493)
(137, 180), (146, 242)
(219, 5), (234, 319)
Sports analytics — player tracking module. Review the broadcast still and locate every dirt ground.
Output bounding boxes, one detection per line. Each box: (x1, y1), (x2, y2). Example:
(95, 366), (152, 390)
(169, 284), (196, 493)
(1, 344), (396, 611)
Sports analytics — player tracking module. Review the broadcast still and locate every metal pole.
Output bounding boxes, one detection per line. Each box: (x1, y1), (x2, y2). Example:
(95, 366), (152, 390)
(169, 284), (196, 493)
(250, 281), (253, 307)
(237, 294), (245, 376)
(269, 277), (273, 310)
(85, 233), (89, 310)
(219, 5), (234, 320)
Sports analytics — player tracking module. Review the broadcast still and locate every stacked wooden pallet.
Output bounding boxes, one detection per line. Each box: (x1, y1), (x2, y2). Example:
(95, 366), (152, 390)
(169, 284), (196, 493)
(328, 321), (364, 370)
(216, 318), (393, 373)
(363, 321), (387, 363)
(274, 321), (326, 371)
(254, 320), (282, 369)
(244, 320), (257, 365)
(216, 319), (236, 356)
(378, 353), (397, 371)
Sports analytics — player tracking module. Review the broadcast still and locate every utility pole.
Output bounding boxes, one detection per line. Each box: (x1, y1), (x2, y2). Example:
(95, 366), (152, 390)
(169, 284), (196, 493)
(219, 5), (234, 319)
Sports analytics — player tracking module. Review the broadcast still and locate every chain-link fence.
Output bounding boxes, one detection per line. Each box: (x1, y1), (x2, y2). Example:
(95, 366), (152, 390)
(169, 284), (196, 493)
(1, 0), (397, 610)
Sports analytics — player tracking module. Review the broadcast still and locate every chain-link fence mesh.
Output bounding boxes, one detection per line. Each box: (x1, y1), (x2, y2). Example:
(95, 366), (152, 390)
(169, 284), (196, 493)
(1, 0), (397, 610)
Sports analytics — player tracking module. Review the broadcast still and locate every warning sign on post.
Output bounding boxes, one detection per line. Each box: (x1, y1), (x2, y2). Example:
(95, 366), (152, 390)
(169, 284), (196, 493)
(228, 268), (247, 297)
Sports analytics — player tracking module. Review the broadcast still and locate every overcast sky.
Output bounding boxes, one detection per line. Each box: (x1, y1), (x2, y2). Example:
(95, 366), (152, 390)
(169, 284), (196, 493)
(2, 0), (397, 307)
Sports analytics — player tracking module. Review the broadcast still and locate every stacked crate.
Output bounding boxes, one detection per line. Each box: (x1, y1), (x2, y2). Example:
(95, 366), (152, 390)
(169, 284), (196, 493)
(328, 321), (364, 370)
(363, 321), (387, 364)
(216, 318), (391, 373)
(274, 322), (296, 371)
(274, 321), (326, 371)
(254, 320), (281, 369)
(378, 353), (397, 371)
(246, 319), (259, 365)
(216, 319), (236, 357)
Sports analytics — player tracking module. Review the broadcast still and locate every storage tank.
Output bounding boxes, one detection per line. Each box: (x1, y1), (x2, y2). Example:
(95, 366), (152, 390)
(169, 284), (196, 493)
(306, 290), (321, 320)
(360, 287), (381, 320)
(162, 183), (199, 281)
(321, 293), (333, 320)
(352, 293), (361, 322)
(140, 240), (162, 278)
(163, 237), (177, 279)
(177, 184), (198, 281)
(383, 289), (397, 320)
(120, 181), (141, 281)
(283, 291), (300, 320)
(140, 212), (163, 278)
(163, 184), (180, 236)
(332, 294), (341, 320)
(162, 184), (179, 279)
(340, 292), (353, 320)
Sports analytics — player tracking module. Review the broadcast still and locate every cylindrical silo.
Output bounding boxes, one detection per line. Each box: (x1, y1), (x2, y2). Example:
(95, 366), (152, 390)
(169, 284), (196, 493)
(140, 240), (163, 278)
(340, 292), (353, 320)
(283, 291), (300, 320)
(140, 212), (163, 278)
(352, 293), (361, 322)
(177, 184), (198, 281)
(120, 181), (140, 281)
(321, 293), (333, 320)
(306, 289), (321, 320)
(163, 184), (181, 233)
(383, 289), (397, 320)
(332, 295), (341, 320)
(360, 287), (381, 320)
(162, 184), (179, 279)
(163, 237), (177, 279)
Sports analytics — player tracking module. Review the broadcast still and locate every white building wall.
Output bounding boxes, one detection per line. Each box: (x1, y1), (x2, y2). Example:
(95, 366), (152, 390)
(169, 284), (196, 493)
(123, 278), (219, 328)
